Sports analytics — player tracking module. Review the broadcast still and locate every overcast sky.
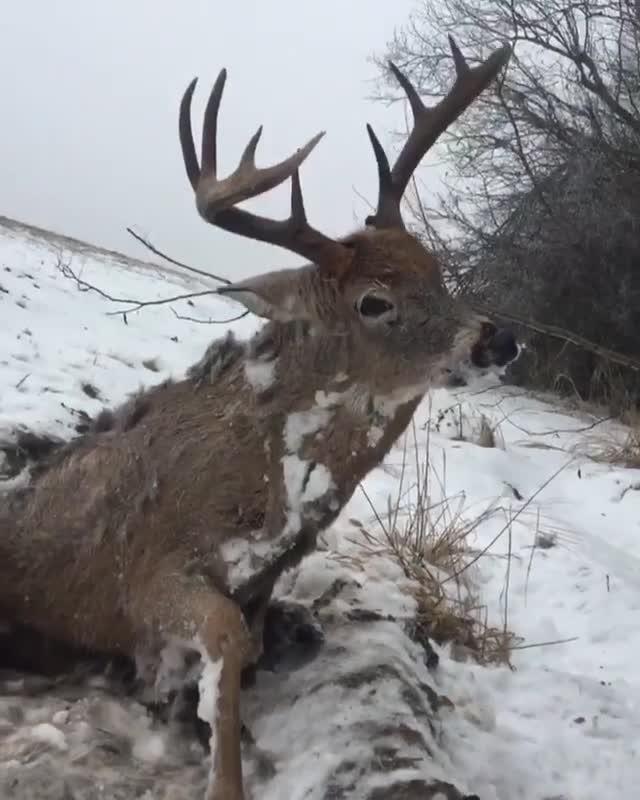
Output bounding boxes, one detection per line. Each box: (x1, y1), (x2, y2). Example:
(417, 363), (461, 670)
(0, 0), (433, 280)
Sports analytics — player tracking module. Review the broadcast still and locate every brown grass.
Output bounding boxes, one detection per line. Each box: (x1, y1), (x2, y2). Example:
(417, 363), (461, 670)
(430, 400), (503, 449)
(586, 433), (640, 468)
(575, 411), (640, 469)
(352, 419), (522, 668)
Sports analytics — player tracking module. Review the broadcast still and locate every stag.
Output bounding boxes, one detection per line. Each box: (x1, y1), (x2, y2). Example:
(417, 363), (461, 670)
(0, 36), (515, 800)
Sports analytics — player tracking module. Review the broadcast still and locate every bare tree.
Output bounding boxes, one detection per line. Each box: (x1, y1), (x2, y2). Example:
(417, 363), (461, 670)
(377, 0), (640, 405)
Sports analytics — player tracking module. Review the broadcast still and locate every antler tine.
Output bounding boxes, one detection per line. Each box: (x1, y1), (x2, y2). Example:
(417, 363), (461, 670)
(368, 37), (512, 229)
(178, 71), (347, 268)
(179, 77), (201, 191)
(365, 124), (398, 227)
(200, 68), (228, 178)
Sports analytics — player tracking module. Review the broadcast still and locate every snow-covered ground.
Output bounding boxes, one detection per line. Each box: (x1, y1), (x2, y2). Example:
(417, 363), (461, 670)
(1, 217), (639, 799)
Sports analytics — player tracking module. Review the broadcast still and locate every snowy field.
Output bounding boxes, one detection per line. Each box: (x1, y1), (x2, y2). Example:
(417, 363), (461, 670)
(1, 217), (640, 799)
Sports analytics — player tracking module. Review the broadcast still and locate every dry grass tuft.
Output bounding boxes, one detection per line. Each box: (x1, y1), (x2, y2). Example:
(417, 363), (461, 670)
(575, 412), (640, 469)
(430, 401), (503, 449)
(583, 430), (640, 469)
(476, 415), (497, 448)
(354, 420), (522, 667)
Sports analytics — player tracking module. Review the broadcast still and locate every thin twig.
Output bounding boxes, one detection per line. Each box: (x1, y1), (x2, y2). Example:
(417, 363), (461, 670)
(503, 414), (613, 438)
(503, 514), (513, 636)
(170, 308), (248, 325)
(444, 457), (573, 584)
(126, 227), (232, 285)
(511, 636), (579, 651)
(58, 255), (246, 324)
(104, 290), (219, 317)
(524, 508), (540, 606)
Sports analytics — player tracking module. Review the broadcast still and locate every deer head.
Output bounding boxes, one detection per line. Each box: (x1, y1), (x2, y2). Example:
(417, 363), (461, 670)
(179, 37), (517, 396)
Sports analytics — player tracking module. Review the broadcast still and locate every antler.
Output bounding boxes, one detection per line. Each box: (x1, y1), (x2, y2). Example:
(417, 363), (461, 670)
(179, 70), (347, 267)
(366, 36), (512, 229)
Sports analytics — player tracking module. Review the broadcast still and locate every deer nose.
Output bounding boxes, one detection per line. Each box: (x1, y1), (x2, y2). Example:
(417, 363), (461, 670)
(487, 327), (519, 366)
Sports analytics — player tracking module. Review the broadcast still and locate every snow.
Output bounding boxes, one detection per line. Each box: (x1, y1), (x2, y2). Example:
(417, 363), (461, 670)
(220, 536), (254, 591)
(300, 462), (333, 504)
(244, 358), (276, 391)
(194, 644), (224, 795)
(2, 216), (640, 798)
(132, 731), (166, 764)
(30, 723), (68, 751)
(196, 656), (223, 730)
(282, 450), (334, 541)
(153, 638), (194, 703)
(51, 710), (69, 726)
(284, 408), (331, 451)
(196, 649), (224, 765)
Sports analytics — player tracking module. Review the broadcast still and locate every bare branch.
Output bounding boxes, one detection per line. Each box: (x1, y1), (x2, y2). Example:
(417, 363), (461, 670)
(126, 227), (232, 285)
(170, 307), (248, 324)
(57, 254), (248, 324)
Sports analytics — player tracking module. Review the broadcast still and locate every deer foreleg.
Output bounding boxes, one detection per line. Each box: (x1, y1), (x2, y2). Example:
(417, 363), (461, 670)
(129, 570), (252, 800)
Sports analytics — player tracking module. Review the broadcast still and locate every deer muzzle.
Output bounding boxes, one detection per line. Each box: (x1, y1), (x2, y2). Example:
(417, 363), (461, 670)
(470, 325), (519, 369)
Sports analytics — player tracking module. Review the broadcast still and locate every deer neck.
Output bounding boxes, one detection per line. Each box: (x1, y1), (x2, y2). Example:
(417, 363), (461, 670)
(244, 317), (428, 410)
(216, 319), (428, 602)
(253, 317), (427, 527)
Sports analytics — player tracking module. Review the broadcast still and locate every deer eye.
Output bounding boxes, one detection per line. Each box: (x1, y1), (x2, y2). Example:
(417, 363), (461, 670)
(357, 294), (395, 318)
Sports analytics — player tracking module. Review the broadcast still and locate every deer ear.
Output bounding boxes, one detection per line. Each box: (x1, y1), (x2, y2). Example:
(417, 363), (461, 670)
(216, 266), (321, 322)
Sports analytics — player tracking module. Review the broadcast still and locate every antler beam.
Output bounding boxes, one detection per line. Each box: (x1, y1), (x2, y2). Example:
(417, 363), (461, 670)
(366, 36), (512, 229)
(179, 70), (347, 267)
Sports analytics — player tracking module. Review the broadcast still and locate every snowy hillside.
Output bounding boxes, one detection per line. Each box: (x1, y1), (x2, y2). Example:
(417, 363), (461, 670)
(1, 217), (640, 799)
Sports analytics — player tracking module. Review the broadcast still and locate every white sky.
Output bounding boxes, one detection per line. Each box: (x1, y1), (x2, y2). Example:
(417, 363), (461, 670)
(1, 0), (427, 279)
